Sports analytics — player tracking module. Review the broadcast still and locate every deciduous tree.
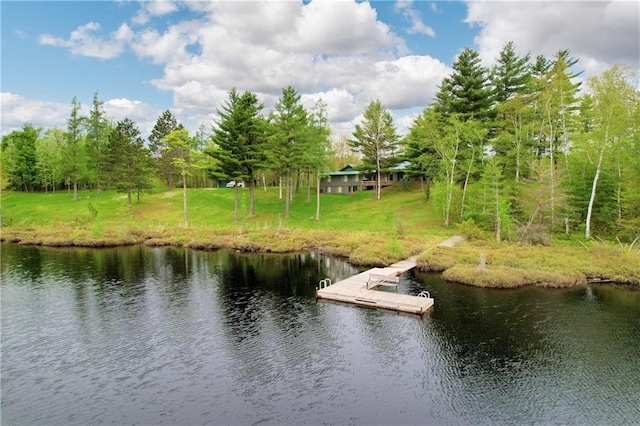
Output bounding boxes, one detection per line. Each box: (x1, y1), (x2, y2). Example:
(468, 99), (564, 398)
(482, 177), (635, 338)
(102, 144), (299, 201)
(1, 124), (40, 192)
(163, 128), (192, 227)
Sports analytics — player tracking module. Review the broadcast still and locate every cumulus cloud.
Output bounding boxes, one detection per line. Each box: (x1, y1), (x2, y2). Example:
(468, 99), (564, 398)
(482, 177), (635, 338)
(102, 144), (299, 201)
(103, 98), (163, 137)
(465, 0), (640, 77)
(394, 0), (436, 37)
(130, 20), (201, 65)
(0, 92), (162, 139)
(1, 93), (70, 134)
(30, 1), (449, 137)
(132, 0), (179, 25)
(39, 22), (133, 59)
(362, 55), (450, 109)
(143, 1), (445, 131)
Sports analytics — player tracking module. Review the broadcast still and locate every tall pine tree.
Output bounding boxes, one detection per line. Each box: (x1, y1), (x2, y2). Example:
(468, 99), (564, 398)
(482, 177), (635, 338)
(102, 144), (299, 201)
(149, 110), (183, 189)
(269, 86), (310, 218)
(103, 118), (155, 210)
(348, 99), (399, 200)
(210, 88), (267, 221)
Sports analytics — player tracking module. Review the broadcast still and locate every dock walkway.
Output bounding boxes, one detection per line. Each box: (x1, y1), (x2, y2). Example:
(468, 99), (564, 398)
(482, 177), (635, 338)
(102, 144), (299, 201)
(316, 257), (434, 315)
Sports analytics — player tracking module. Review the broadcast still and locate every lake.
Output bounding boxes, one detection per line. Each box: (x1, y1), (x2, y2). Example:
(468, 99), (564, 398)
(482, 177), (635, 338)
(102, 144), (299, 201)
(2, 243), (639, 425)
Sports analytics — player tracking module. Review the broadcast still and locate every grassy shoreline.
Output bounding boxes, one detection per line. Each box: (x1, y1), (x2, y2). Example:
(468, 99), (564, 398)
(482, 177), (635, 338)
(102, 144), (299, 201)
(2, 187), (638, 288)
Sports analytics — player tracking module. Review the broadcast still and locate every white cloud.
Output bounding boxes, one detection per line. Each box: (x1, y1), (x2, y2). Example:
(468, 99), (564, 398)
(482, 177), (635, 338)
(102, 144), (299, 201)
(130, 20), (200, 65)
(0, 92), (162, 139)
(103, 98), (162, 137)
(362, 55), (450, 109)
(27, 1), (454, 138)
(132, 0), (179, 25)
(1, 93), (70, 134)
(39, 22), (133, 60)
(394, 0), (436, 37)
(465, 1), (640, 77)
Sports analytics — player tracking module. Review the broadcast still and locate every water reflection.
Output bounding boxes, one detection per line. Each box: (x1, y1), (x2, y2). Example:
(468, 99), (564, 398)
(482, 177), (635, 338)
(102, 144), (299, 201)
(1, 243), (639, 425)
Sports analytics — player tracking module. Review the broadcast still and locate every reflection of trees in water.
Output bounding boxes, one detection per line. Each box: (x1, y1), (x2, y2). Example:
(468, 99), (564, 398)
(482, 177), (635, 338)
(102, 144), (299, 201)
(1, 243), (43, 283)
(212, 250), (360, 403)
(414, 271), (555, 373)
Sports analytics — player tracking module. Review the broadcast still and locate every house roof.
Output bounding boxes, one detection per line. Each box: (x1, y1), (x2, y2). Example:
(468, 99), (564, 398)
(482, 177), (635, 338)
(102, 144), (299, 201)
(323, 161), (411, 176)
(325, 164), (359, 176)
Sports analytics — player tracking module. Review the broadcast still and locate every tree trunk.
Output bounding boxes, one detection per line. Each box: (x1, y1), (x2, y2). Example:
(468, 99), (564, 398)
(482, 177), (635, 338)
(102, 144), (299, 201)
(285, 174), (290, 219)
(494, 175), (501, 243)
(315, 176), (321, 220)
(586, 146), (605, 239)
(73, 180), (78, 201)
(233, 185), (239, 222)
(306, 171), (311, 202)
(616, 157), (622, 221)
(182, 173), (188, 227)
(127, 190), (132, 211)
(459, 151), (475, 222)
(279, 176), (283, 200)
(249, 179), (255, 217)
(547, 105), (556, 228)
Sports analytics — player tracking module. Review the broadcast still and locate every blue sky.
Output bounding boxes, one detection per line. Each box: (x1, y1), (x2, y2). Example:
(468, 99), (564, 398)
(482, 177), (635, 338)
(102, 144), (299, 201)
(2, 1), (638, 138)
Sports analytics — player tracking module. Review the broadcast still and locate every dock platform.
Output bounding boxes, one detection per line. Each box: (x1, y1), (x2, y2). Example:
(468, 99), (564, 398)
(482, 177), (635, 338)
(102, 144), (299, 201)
(316, 258), (434, 315)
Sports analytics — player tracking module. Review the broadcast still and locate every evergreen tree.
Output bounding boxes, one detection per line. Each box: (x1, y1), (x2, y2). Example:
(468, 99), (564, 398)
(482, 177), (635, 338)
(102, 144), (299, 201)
(434, 48), (493, 122)
(102, 118), (155, 210)
(209, 88), (267, 221)
(402, 107), (446, 199)
(539, 51), (582, 228)
(269, 86), (310, 218)
(348, 99), (399, 200)
(307, 98), (333, 219)
(491, 41), (532, 103)
(149, 110), (183, 189)
(65, 96), (84, 200)
(85, 92), (112, 192)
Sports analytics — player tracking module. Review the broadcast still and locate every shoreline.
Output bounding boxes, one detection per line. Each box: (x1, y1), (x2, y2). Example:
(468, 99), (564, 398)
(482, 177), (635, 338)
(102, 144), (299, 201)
(3, 226), (638, 289)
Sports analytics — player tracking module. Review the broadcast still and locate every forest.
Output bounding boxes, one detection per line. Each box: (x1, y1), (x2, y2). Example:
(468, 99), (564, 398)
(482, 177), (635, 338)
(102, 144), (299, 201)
(2, 42), (639, 244)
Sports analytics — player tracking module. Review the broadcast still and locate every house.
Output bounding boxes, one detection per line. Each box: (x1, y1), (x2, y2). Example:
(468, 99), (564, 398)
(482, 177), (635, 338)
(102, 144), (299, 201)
(319, 161), (413, 194)
(319, 164), (361, 194)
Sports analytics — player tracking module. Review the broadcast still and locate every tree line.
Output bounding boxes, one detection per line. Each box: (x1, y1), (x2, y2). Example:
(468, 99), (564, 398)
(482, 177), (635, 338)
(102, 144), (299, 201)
(2, 41), (638, 241)
(1, 86), (333, 223)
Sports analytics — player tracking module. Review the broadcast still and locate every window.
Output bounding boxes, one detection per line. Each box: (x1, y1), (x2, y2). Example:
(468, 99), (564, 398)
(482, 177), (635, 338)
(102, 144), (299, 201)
(327, 187), (331, 193)
(343, 175), (348, 182)
(327, 175), (332, 183)
(337, 186), (343, 193)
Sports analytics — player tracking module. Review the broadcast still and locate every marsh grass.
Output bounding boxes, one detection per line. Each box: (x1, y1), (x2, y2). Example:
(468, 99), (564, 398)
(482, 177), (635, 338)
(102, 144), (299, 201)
(420, 240), (640, 287)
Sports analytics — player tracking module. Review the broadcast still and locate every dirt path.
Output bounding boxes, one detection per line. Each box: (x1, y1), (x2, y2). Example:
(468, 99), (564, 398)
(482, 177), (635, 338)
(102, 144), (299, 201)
(438, 235), (465, 247)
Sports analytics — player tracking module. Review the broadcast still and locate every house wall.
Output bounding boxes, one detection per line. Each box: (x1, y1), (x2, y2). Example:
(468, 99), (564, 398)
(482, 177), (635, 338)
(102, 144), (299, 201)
(320, 174), (360, 194)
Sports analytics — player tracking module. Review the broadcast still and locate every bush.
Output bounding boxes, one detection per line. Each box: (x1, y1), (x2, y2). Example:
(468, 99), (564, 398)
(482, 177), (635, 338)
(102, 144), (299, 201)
(458, 219), (487, 241)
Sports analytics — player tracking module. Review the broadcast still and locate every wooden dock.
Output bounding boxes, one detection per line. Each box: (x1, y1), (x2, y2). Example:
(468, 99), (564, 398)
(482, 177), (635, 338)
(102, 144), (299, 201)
(316, 258), (434, 315)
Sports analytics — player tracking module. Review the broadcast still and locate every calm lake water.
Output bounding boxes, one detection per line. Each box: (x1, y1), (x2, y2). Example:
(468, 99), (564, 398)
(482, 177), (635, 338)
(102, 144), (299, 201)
(2, 243), (639, 425)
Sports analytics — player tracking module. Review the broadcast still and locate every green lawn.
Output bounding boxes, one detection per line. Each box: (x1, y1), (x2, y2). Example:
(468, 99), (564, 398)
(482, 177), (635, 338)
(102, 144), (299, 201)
(1, 184), (444, 235)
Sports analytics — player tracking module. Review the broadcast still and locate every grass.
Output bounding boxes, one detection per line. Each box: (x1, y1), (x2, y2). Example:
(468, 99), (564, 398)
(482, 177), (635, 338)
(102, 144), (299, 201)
(419, 240), (640, 288)
(2, 185), (638, 287)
